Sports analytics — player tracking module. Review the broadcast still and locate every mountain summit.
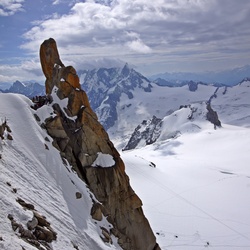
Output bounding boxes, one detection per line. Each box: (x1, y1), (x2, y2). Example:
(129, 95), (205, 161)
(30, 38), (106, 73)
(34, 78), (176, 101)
(79, 63), (152, 130)
(39, 38), (160, 250)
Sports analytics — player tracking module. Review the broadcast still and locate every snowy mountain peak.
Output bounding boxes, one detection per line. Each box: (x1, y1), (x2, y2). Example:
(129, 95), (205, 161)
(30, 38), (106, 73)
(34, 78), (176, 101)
(13, 80), (25, 87)
(1, 80), (45, 98)
(80, 64), (152, 130)
(121, 63), (130, 77)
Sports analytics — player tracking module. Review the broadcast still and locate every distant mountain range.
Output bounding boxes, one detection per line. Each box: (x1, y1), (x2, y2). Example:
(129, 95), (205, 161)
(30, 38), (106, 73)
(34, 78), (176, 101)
(2, 65), (250, 142)
(150, 65), (250, 86)
(78, 64), (230, 136)
(79, 64), (249, 139)
(0, 80), (45, 98)
(0, 82), (12, 90)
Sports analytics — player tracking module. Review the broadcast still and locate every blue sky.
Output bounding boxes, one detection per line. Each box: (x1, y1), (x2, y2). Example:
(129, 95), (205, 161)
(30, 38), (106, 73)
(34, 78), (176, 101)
(0, 0), (250, 84)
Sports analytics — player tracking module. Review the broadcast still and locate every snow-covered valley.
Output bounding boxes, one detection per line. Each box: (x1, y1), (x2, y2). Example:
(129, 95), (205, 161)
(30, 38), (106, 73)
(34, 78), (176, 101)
(121, 123), (250, 249)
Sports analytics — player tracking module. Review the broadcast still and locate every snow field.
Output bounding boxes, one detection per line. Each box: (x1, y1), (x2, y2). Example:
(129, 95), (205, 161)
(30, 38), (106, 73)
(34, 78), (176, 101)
(120, 124), (250, 249)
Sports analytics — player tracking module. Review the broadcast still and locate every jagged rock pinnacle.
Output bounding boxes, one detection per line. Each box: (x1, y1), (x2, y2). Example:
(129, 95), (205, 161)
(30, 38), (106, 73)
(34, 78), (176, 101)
(39, 38), (160, 250)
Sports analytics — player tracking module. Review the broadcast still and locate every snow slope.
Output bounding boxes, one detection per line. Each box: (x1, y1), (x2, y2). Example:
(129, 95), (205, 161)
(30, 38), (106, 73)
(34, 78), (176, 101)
(121, 123), (250, 249)
(211, 80), (250, 127)
(0, 93), (121, 250)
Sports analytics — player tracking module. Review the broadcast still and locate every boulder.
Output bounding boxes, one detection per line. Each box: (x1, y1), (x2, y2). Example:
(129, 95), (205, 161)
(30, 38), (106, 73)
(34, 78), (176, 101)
(27, 216), (38, 230)
(90, 202), (103, 221)
(33, 211), (50, 227)
(75, 192), (82, 199)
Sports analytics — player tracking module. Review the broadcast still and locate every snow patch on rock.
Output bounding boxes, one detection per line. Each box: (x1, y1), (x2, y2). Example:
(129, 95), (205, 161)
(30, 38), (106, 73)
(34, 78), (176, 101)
(92, 153), (115, 168)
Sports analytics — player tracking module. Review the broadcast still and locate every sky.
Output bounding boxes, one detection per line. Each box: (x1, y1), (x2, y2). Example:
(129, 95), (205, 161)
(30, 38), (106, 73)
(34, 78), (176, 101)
(0, 0), (250, 84)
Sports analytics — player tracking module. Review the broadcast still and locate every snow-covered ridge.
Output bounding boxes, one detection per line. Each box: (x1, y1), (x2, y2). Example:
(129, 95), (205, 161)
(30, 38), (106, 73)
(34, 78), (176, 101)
(0, 93), (120, 250)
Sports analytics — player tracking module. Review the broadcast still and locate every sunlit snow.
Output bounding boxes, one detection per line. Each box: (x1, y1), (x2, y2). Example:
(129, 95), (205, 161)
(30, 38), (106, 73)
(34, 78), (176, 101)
(92, 152), (115, 168)
(120, 124), (250, 249)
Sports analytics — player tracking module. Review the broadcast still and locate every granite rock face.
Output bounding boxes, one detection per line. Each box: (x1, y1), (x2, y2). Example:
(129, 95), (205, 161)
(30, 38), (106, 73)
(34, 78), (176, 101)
(40, 38), (160, 250)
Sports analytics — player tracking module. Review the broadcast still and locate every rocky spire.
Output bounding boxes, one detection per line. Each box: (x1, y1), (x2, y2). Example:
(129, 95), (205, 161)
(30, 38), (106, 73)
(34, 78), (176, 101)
(40, 38), (65, 94)
(39, 38), (160, 250)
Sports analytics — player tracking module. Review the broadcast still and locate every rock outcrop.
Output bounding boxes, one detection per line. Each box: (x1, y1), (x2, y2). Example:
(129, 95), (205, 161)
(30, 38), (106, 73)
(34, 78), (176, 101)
(39, 38), (160, 250)
(0, 119), (12, 140)
(8, 197), (57, 250)
(123, 116), (162, 151)
(206, 103), (221, 128)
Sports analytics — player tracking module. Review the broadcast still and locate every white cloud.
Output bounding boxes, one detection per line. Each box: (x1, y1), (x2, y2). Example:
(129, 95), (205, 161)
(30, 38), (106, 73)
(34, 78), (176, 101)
(52, 0), (61, 5)
(126, 39), (151, 53)
(13, 0), (250, 76)
(0, 56), (126, 84)
(0, 0), (24, 16)
(0, 60), (45, 84)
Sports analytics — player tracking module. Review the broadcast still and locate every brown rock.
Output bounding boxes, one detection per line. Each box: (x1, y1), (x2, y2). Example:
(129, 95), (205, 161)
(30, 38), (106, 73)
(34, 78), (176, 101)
(40, 38), (160, 250)
(16, 198), (35, 210)
(11, 220), (20, 231)
(90, 203), (103, 221)
(101, 227), (112, 243)
(75, 192), (82, 199)
(7, 214), (14, 221)
(27, 216), (38, 230)
(34, 226), (56, 243)
(7, 133), (13, 140)
(19, 225), (35, 240)
(0, 119), (7, 139)
(40, 38), (64, 94)
(33, 211), (50, 227)
(61, 66), (81, 89)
